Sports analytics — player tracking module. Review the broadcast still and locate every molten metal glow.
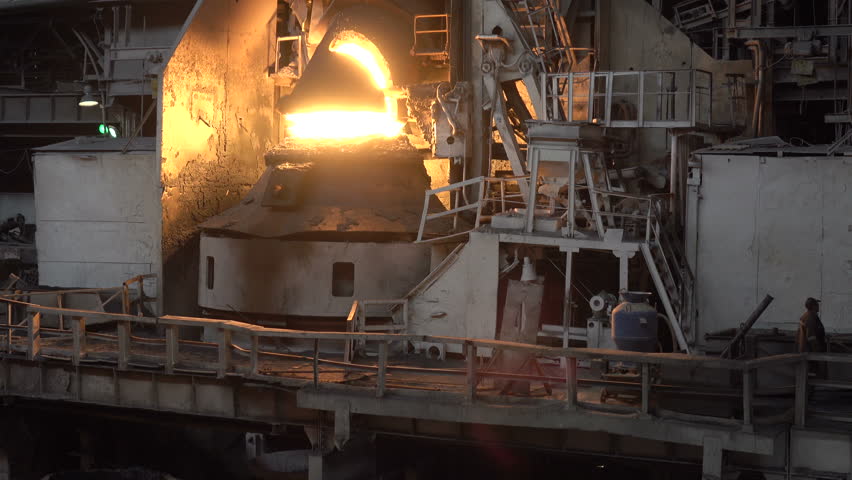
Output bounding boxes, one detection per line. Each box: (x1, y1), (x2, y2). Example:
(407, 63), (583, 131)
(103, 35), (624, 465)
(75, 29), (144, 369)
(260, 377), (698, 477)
(285, 111), (403, 139)
(285, 32), (403, 140)
(329, 39), (389, 89)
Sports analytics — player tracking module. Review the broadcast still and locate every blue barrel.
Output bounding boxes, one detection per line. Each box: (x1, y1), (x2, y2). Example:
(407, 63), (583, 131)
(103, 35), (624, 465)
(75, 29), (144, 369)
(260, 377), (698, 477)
(610, 292), (659, 352)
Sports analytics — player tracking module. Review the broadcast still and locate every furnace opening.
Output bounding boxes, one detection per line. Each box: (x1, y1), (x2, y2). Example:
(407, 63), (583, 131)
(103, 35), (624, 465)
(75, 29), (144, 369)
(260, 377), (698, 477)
(284, 31), (404, 140)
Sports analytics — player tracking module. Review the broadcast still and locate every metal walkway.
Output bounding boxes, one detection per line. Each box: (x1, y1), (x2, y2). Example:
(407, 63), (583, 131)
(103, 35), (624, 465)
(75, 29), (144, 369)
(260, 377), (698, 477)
(1, 293), (851, 468)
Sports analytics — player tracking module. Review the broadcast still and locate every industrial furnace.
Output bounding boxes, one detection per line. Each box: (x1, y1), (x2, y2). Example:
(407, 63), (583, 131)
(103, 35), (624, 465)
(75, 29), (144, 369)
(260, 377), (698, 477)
(197, 139), (441, 326)
(196, 1), (451, 328)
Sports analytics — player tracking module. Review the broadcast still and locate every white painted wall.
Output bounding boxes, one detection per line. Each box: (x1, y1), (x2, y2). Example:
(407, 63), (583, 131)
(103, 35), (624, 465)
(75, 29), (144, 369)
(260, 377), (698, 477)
(408, 232), (500, 353)
(687, 154), (852, 345)
(33, 151), (161, 298)
(198, 236), (431, 317)
(607, 0), (753, 161)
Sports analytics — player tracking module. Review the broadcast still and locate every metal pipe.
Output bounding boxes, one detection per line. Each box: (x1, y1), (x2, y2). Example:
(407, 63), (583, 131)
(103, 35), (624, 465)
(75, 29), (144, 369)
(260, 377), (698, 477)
(745, 40), (764, 136)
(720, 294), (775, 359)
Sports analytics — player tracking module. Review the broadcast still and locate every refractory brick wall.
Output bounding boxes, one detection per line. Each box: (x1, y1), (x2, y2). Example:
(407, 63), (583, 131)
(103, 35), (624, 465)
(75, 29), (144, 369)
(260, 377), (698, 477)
(160, 0), (277, 314)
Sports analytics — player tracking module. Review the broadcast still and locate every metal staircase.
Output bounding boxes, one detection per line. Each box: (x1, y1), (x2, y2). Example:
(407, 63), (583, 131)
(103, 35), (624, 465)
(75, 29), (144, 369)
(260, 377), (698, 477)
(640, 200), (695, 346)
(414, 148), (695, 350)
(504, 0), (573, 73)
(578, 156), (695, 347)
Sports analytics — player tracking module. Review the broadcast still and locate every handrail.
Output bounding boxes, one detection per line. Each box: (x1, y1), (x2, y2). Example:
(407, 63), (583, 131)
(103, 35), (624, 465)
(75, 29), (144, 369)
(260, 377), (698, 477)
(543, 69), (714, 128)
(0, 274), (157, 332)
(412, 14), (449, 57)
(0, 300), (780, 369)
(2, 297), (851, 429)
(417, 175), (532, 243)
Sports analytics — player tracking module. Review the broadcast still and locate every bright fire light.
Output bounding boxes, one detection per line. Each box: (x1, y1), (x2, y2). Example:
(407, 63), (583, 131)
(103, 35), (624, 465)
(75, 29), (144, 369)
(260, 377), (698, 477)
(329, 39), (389, 89)
(285, 31), (403, 140)
(285, 111), (403, 140)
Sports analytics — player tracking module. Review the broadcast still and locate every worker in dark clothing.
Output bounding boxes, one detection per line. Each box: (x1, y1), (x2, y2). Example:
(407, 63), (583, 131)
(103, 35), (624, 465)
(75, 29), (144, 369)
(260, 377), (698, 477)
(798, 298), (827, 353)
(798, 297), (828, 378)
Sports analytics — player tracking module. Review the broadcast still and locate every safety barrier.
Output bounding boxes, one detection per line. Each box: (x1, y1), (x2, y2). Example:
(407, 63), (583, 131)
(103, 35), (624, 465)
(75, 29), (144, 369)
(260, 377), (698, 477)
(542, 69), (713, 128)
(0, 294), (848, 431)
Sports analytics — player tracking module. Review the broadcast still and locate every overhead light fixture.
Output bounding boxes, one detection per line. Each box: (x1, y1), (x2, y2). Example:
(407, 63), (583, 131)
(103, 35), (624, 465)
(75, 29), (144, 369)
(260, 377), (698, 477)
(78, 85), (100, 107)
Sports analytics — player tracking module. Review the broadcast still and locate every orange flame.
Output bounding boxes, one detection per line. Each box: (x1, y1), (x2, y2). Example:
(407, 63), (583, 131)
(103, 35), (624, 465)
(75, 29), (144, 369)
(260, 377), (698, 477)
(285, 31), (403, 140)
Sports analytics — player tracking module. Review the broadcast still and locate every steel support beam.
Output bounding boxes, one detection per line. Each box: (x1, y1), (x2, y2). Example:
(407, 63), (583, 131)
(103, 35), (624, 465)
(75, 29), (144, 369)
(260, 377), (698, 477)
(298, 385), (775, 456)
(728, 25), (852, 39)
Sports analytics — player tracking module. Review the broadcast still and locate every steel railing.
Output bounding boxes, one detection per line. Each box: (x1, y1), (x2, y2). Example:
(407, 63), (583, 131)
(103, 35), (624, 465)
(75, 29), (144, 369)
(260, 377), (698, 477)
(412, 14), (450, 58)
(2, 295), (851, 431)
(542, 69), (714, 128)
(416, 175), (530, 243)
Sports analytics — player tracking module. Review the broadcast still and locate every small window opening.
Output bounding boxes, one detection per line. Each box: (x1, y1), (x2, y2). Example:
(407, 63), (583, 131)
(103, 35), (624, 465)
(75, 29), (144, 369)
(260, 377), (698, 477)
(332, 262), (355, 297)
(206, 256), (215, 290)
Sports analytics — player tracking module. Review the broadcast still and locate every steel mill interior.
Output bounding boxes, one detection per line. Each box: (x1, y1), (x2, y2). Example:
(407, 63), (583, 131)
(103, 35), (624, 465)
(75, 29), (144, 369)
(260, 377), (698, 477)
(1, 0), (852, 479)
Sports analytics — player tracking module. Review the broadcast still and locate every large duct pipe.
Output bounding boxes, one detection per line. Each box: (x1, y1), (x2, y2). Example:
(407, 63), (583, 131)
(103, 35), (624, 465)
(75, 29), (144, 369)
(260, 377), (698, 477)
(746, 40), (764, 137)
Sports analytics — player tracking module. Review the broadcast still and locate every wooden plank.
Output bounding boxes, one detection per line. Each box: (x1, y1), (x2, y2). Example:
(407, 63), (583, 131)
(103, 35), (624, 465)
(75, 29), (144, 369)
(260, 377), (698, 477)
(28, 305), (157, 324)
(312, 339), (320, 389)
(217, 328), (231, 378)
(346, 301), (359, 323)
(465, 342), (476, 403)
(16, 302), (801, 372)
(121, 285), (130, 315)
(57, 293), (64, 331)
(117, 320), (130, 370)
(807, 353), (852, 364)
(27, 312), (41, 361)
(377, 341), (388, 398)
(165, 325), (178, 374)
(2, 286), (123, 298)
(794, 360), (808, 427)
(160, 315), (240, 328)
(71, 316), (86, 366)
(250, 334), (259, 375)
(745, 352), (805, 368)
(344, 306), (354, 363)
(564, 356), (577, 408)
(6, 302), (11, 354)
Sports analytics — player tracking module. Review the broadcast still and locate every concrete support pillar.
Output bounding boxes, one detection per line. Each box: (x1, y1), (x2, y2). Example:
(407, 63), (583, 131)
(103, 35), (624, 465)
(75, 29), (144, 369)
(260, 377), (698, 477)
(308, 454), (324, 480)
(702, 436), (724, 480)
(334, 403), (351, 450)
(613, 251), (635, 292)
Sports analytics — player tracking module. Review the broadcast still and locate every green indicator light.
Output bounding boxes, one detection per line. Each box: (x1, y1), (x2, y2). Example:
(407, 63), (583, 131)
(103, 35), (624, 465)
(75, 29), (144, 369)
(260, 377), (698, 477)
(108, 126), (118, 138)
(98, 124), (107, 135)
